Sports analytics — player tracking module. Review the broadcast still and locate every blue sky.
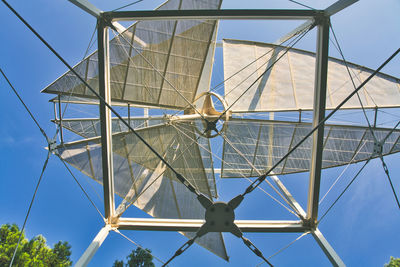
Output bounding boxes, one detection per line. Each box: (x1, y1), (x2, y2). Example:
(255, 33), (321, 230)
(1, 0), (400, 266)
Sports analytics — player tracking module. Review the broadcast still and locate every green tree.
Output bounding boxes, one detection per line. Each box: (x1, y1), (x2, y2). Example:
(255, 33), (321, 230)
(112, 259), (124, 267)
(0, 223), (72, 267)
(385, 257), (400, 267)
(113, 247), (155, 267)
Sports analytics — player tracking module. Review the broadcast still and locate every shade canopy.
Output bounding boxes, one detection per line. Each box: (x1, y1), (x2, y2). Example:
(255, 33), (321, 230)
(223, 39), (400, 113)
(43, 0), (221, 110)
(221, 118), (400, 178)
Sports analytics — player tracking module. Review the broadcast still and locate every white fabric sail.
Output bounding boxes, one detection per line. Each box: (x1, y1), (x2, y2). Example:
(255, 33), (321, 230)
(223, 39), (400, 112)
(57, 122), (226, 259)
(42, 0), (222, 110)
(221, 118), (400, 178)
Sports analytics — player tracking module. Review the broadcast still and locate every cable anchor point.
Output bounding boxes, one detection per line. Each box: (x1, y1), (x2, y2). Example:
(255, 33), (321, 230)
(373, 140), (384, 156)
(48, 137), (58, 154)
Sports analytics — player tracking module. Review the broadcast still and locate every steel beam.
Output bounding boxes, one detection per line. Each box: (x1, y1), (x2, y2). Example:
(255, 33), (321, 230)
(75, 225), (112, 267)
(68, 0), (102, 18)
(325, 0), (359, 16)
(98, 19), (115, 222)
(306, 17), (330, 222)
(117, 218), (308, 233)
(312, 228), (345, 267)
(275, 19), (314, 45)
(104, 9), (321, 21)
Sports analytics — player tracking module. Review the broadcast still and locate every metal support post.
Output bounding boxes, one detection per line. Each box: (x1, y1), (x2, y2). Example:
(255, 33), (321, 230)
(312, 228), (345, 267)
(128, 103), (131, 126)
(75, 225), (112, 267)
(98, 18), (115, 222)
(306, 16), (330, 223)
(57, 95), (64, 144)
(298, 109), (302, 122)
(373, 106), (378, 128)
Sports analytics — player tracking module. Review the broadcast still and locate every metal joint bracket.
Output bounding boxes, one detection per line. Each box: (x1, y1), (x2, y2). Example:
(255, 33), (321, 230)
(314, 12), (330, 26)
(110, 215), (119, 226)
(200, 201), (242, 237)
(302, 218), (316, 230)
(373, 140), (383, 156)
(48, 138), (58, 154)
(98, 13), (115, 31)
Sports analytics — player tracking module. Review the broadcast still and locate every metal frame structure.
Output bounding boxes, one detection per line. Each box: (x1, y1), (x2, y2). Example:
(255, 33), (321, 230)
(69, 0), (359, 266)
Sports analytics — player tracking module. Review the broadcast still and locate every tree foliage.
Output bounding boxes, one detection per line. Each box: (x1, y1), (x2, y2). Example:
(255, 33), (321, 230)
(113, 247), (155, 267)
(385, 257), (400, 267)
(0, 224), (72, 267)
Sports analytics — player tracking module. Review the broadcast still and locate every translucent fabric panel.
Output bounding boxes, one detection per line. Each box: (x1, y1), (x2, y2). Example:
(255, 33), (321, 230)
(198, 135), (218, 198)
(221, 118), (400, 178)
(56, 117), (166, 139)
(59, 122), (216, 197)
(172, 120), (218, 198)
(223, 39), (400, 112)
(57, 137), (227, 260)
(42, 0), (222, 110)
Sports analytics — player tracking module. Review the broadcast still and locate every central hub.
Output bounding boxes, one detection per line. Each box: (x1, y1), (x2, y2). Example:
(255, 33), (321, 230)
(204, 202), (235, 232)
(185, 91), (231, 138)
(205, 119), (218, 133)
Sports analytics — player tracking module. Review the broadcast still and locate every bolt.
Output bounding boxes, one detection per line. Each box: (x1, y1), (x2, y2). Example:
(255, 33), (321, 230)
(225, 221), (230, 226)
(225, 207), (230, 212)
(210, 207), (215, 212)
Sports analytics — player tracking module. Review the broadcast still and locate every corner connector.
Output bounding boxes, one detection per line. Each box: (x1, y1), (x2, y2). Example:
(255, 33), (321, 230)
(302, 218), (317, 230)
(110, 215), (120, 227)
(98, 12), (115, 31)
(314, 11), (330, 27)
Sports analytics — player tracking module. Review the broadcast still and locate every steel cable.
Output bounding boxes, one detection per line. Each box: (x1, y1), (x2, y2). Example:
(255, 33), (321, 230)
(0, 68), (49, 141)
(112, 0), (145, 12)
(8, 151), (51, 267)
(318, 158), (370, 223)
(57, 156), (106, 220)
